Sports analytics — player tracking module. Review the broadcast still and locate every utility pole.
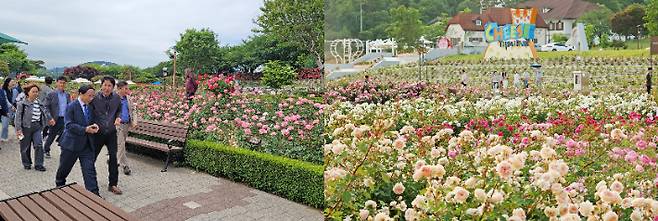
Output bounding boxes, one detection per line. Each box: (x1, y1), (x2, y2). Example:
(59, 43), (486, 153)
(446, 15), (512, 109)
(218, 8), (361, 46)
(360, 1), (363, 33)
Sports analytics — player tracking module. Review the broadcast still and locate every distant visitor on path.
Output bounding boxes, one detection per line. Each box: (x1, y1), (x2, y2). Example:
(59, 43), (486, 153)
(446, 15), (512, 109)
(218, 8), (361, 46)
(513, 70), (521, 89)
(460, 70), (468, 87)
(0, 80), (9, 148)
(185, 68), (198, 100)
(1, 78), (16, 142)
(55, 85), (101, 196)
(523, 69), (530, 89)
(14, 83), (53, 171)
(647, 67), (653, 95)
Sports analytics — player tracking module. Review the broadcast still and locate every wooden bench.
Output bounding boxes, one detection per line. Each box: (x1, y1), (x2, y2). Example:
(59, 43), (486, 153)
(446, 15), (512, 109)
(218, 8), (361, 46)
(126, 120), (188, 172)
(0, 183), (137, 221)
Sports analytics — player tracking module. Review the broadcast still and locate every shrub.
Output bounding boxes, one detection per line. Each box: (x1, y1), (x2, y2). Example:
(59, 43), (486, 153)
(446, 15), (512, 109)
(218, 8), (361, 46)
(185, 140), (324, 208)
(261, 61), (296, 88)
(551, 33), (568, 43)
(205, 74), (236, 97)
(609, 40), (627, 49)
(297, 68), (322, 80)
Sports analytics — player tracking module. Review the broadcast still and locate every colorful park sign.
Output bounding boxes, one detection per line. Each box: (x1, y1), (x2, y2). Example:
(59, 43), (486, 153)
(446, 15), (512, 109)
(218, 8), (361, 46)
(483, 8), (539, 60)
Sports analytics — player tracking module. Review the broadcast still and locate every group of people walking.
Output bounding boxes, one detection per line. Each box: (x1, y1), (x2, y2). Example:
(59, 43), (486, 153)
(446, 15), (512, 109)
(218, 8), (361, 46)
(0, 76), (137, 196)
(459, 67), (544, 90)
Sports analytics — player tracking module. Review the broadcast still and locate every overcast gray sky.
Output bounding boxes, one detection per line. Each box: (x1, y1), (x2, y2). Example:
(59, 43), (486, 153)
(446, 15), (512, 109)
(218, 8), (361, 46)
(0, 0), (263, 69)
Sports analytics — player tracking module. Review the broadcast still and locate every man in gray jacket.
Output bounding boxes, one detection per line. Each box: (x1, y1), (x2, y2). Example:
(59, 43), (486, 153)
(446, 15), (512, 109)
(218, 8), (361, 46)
(43, 77), (70, 158)
(40, 77), (54, 139)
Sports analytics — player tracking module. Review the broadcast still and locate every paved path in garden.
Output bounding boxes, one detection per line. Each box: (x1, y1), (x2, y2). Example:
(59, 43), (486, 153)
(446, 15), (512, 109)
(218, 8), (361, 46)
(0, 129), (323, 221)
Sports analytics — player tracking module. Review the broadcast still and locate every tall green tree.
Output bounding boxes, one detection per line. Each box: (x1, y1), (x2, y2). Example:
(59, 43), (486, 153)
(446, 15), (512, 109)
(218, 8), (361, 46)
(610, 3), (646, 36)
(174, 28), (223, 73)
(645, 0), (658, 36)
(387, 6), (423, 51)
(256, 0), (324, 68)
(0, 60), (9, 76)
(578, 6), (613, 46)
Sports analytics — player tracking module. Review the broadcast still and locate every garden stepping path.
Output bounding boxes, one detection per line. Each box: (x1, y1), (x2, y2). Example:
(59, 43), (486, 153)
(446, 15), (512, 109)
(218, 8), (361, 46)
(0, 129), (322, 221)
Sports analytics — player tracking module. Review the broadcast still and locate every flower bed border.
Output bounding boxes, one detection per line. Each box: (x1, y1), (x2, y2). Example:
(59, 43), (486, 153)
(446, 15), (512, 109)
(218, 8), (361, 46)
(185, 140), (324, 208)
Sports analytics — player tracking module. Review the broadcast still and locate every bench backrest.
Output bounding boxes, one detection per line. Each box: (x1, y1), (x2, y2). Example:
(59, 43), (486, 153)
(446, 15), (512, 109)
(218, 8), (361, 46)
(129, 120), (188, 143)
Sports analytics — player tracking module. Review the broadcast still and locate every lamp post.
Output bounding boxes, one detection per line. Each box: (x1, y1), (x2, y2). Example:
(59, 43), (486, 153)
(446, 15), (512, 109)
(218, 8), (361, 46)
(166, 48), (178, 88)
(637, 25), (641, 50)
(162, 67), (168, 88)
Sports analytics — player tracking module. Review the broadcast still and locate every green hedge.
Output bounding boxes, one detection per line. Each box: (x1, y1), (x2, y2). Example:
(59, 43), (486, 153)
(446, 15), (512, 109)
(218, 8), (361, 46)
(185, 140), (324, 208)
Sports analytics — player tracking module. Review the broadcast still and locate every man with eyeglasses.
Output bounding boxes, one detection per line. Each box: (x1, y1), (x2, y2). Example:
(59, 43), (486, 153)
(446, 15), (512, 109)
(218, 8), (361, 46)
(90, 77), (123, 195)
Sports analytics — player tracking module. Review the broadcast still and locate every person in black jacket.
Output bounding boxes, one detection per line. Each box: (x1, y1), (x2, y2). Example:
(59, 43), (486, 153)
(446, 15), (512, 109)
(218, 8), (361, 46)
(648, 67), (653, 95)
(0, 82), (8, 147)
(90, 77), (123, 195)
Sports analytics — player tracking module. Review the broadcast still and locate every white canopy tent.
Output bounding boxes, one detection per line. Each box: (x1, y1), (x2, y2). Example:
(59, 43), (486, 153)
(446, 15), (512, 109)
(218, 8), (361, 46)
(72, 78), (92, 84)
(25, 76), (45, 82)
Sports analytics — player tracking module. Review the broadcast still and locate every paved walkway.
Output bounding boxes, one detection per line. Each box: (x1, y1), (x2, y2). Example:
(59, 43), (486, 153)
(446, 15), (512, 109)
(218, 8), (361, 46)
(0, 129), (323, 221)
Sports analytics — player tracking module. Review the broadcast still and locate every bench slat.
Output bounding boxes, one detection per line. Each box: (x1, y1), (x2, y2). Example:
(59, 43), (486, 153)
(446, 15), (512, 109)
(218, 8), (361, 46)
(51, 189), (108, 221)
(69, 184), (136, 221)
(16, 196), (55, 221)
(130, 128), (186, 143)
(132, 124), (187, 139)
(0, 202), (23, 221)
(29, 194), (73, 221)
(135, 120), (188, 135)
(126, 137), (182, 152)
(42, 191), (91, 221)
(61, 187), (123, 221)
(6, 199), (38, 221)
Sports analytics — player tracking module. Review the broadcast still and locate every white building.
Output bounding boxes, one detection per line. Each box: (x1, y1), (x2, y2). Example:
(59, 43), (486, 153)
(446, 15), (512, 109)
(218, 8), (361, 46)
(445, 7), (550, 51)
(516, 0), (599, 43)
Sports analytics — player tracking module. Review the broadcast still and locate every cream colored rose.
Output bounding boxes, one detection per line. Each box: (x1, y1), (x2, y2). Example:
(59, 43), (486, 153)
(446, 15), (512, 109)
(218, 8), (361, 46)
(512, 208), (526, 220)
(544, 207), (558, 218)
(602, 211), (618, 221)
(373, 212), (389, 221)
(578, 201), (594, 216)
(359, 209), (369, 221)
(610, 181), (623, 193)
(365, 200), (377, 209)
(496, 161), (513, 179)
(600, 189), (622, 204)
(540, 146), (556, 160)
(404, 208), (417, 221)
(393, 138), (406, 150)
(630, 209), (643, 221)
(474, 189), (487, 201)
(393, 182), (405, 195)
(489, 190), (504, 204)
(452, 187), (470, 203)
(431, 165), (446, 178)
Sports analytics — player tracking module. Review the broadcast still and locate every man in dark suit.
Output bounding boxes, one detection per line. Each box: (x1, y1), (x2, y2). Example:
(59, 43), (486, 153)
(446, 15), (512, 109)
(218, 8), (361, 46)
(43, 77), (70, 158)
(55, 85), (101, 196)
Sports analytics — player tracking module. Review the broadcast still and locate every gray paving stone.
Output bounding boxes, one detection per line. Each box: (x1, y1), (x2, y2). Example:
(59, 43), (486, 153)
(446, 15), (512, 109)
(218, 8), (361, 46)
(0, 128), (323, 221)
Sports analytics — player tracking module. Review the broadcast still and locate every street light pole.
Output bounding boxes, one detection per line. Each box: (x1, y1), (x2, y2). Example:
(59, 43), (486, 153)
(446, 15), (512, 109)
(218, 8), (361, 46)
(637, 25), (641, 50)
(360, 1), (363, 33)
